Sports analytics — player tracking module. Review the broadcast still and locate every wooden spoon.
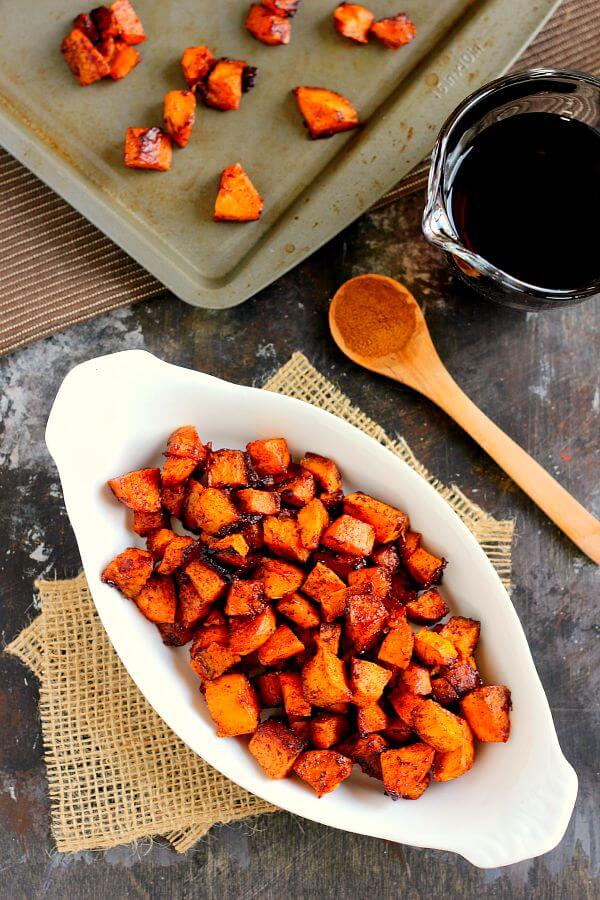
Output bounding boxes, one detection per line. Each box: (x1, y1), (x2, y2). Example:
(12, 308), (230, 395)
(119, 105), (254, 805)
(329, 273), (600, 564)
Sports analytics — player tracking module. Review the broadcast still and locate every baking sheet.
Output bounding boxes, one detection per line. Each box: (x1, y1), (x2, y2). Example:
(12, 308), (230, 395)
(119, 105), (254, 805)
(0, 0), (559, 307)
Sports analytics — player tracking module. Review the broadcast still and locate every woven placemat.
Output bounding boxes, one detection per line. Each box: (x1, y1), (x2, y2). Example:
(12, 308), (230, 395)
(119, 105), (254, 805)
(5, 352), (514, 854)
(1, 0), (599, 358)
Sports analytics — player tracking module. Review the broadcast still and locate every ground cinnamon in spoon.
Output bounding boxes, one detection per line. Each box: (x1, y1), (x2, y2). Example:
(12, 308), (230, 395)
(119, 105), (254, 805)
(332, 275), (416, 358)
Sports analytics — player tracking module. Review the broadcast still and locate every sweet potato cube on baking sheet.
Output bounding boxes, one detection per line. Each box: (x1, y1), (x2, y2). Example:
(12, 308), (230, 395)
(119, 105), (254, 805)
(302, 647), (352, 708)
(405, 546), (446, 588)
(370, 13), (416, 49)
(202, 59), (255, 111)
(191, 609), (229, 650)
(246, 4), (291, 45)
(297, 499), (329, 551)
(110, 0), (146, 44)
(214, 164), (264, 222)
(225, 578), (265, 616)
(377, 618), (414, 669)
(413, 629), (458, 667)
(383, 716), (414, 746)
(161, 456), (197, 488)
(235, 488), (281, 516)
(299, 453), (342, 494)
(107, 42), (140, 80)
(256, 672), (283, 707)
(205, 673), (260, 736)
(134, 575), (177, 624)
(258, 625), (305, 667)
(460, 686), (511, 743)
(263, 516), (310, 563)
(229, 606), (277, 655)
(405, 588), (448, 624)
(346, 594), (388, 653)
(101, 547), (153, 599)
(343, 492), (409, 544)
(132, 508), (167, 536)
(61, 29), (110, 85)
(164, 90), (196, 148)
(146, 528), (177, 559)
(207, 449), (249, 488)
(322, 515), (375, 556)
(433, 717), (474, 782)
(372, 543), (401, 572)
(124, 128), (172, 171)
(247, 438), (291, 476)
(249, 720), (305, 777)
(73, 13), (99, 42)
(91, 6), (119, 39)
(439, 616), (481, 659)
(190, 642), (241, 681)
(357, 702), (389, 736)
(263, 0), (300, 13)
(346, 733), (388, 779)
(293, 750), (353, 796)
(276, 592), (320, 629)
(184, 484), (240, 534)
(381, 743), (434, 800)
(177, 573), (216, 628)
(181, 45), (215, 88)
(279, 469), (316, 507)
(162, 484), (186, 518)
(389, 687), (426, 727)
(351, 658), (392, 707)
(279, 672), (311, 718)
(155, 536), (196, 574)
(314, 622), (342, 654)
(259, 558), (305, 598)
(333, 3), (374, 43)
(184, 559), (227, 604)
(310, 712), (349, 749)
(157, 621), (194, 646)
(109, 467), (161, 512)
(165, 425), (205, 463)
(293, 86), (360, 140)
(348, 566), (391, 597)
(399, 662), (431, 696)
(413, 699), (464, 752)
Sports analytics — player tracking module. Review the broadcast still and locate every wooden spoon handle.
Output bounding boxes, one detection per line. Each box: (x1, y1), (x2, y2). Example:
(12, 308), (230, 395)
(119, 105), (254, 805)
(417, 366), (600, 564)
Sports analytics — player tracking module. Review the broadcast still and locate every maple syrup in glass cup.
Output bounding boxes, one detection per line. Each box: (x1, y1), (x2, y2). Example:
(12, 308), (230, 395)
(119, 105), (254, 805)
(423, 69), (600, 310)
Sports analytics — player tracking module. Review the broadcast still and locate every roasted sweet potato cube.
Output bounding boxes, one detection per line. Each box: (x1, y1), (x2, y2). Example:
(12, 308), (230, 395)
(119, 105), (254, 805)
(460, 686), (511, 743)
(61, 28), (110, 85)
(333, 3), (374, 43)
(310, 712), (349, 749)
(101, 547), (153, 599)
(314, 622), (341, 654)
(246, 4), (291, 45)
(350, 658), (392, 707)
(205, 532), (250, 568)
(146, 528), (177, 559)
(156, 535), (197, 574)
(184, 484), (240, 534)
(433, 662), (481, 705)
(297, 499), (329, 551)
(346, 593), (388, 653)
(249, 720), (305, 777)
(157, 621), (195, 646)
(229, 606), (277, 655)
(372, 543), (401, 572)
(258, 558), (305, 598)
(405, 588), (448, 624)
(110, 0), (146, 44)
(383, 716), (414, 746)
(439, 616), (481, 659)
(246, 438), (291, 476)
(413, 699), (464, 752)
(377, 618), (414, 669)
(430, 676), (458, 706)
(124, 128), (172, 171)
(413, 628), (458, 667)
(389, 687), (426, 727)
(165, 425), (206, 463)
(302, 562), (346, 622)
(322, 515), (375, 556)
(132, 508), (167, 536)
(293, 750), (353, 796)
(202, 59), (255, 111)
(263, 516), (310, 563)
(343, 492), (408, 544)
(293, 86), (360, 140)
(184, 559), (227, 604)
(357, 702), (389, 736)
(400, 530), (421, 560)
(177, 573), (216, 628)
(256, 672), (283, 707)
(319, 490), (344, 510)
(299, 453), (342, 493)
(381, 743), (434, 800)
(399, 662), (431, 696)
(347, 733), (388, 779)
(348, 566), (391, 597)
(405, 546), (446, 588)
(163, 90), (196, 148)
(191, 609), (229, 650)
(134, 575), (177, 624)
(263, 0), (300, 13)
(370, 13), (416, 49)
(73, 13), (99, 43)
(207, 449), (249, 488)
(107, 41), (140, 79)
(181, 45), (215, 88)
(205, 673), (260, 736)
(279, 672), (311, 718)
(190, 642), (241, 681)
(225, 578), (265, 616)
(214, 163), (264, 222)
(433, 717), (474, 782)
(109, 467), (161, 512)
(276, 592), (320, 629)
(235, 488), (281, 516)
(279, 468), (317, 507)
(258, 625), (305, 667)
(91, 6), (119, 39)
(312, 549), (366, 580)
(161, 457), (197, 489)
(162, 484), (186, 518)
(302, 646), (352, 708)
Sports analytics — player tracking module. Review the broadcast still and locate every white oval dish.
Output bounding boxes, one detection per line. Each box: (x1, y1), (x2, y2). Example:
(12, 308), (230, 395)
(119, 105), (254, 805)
(45, 350), (577, 868)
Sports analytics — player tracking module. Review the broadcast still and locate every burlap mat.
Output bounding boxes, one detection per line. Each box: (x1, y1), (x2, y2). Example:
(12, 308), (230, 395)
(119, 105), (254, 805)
(5, 352), (514, 854)
(1, 0), (599, 357)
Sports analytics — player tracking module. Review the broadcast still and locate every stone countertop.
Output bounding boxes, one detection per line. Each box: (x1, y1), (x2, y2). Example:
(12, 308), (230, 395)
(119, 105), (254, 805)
(0, 192), (598, 899)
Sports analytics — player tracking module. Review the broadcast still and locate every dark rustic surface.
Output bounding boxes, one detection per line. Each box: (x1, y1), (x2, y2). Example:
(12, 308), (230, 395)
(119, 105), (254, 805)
(0, 192), (598, 899)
